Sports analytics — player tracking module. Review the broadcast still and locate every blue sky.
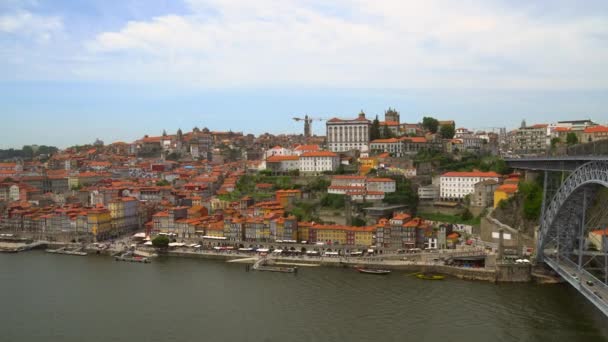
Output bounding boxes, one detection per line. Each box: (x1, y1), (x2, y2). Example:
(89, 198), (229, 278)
(1, 0), (607, 148)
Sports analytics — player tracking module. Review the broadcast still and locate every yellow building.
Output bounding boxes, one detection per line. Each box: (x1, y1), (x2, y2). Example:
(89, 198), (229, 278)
(315, 226), (347, 245)
(359, 157), (378, 175)
(87, 208), (112, 241)
(494, 184), (518, 208)
(354, 227), (375, 246)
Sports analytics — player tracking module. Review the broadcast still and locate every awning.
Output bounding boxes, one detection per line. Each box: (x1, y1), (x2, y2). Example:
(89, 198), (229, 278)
(143, 241), (153, 246)
(257, 248), (270, 253)
(133, 233), (146, 238)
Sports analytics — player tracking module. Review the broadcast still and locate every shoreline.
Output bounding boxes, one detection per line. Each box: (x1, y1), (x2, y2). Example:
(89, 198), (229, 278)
(3, 241), (553, 284)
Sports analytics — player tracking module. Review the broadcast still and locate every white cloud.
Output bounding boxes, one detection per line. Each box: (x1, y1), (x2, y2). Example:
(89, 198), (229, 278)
(29, 1), (608, 88)
(0, 10), (62, 43)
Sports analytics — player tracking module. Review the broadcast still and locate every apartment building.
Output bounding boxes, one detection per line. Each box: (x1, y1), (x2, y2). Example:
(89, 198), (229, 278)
(440, 171), (501, 200)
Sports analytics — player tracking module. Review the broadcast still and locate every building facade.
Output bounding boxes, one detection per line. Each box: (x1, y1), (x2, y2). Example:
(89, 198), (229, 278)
(326, 113), (371, 152)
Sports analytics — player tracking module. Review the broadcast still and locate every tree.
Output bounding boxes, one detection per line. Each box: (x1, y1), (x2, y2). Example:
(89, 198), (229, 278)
(422, 117), (439, 134)
(162, 129), (168, 136)
(152, 235), (170, 248)
(381, 125), (394, 139)
(550, 137), (560, 149)
(156, 179), (170, 186)
(566, 132), (578, 146)
(22, 145), (34, 159)
(461, 209), (473, 221)
(93, 138), (104, 147)
(439, 124), (455, 139)
(370, 114), (381, 140)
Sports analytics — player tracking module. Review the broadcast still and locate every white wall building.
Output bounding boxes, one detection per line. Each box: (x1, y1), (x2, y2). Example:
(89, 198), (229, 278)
(440, 171), (501, 200)
(326, 112), (371, 152)
(366, 178), (397, 193)
(299, 151), (339, 174)
(264, 146), (293, 159)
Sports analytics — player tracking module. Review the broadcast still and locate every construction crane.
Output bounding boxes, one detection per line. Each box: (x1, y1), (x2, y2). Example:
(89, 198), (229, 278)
(292, 115), (326, 138)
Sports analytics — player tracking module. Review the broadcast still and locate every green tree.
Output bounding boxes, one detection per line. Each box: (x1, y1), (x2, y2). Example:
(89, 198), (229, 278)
(566, 132), (578, 145)
(439, 124), (455, 139)
(370, 114), (381, 140)
(156, 179), (170, 186)
(152, 235), (170, 248)
(22, 145), (34, 159)
(519, 181), (543, 220)
(461, 209), (473, 221)
(422, 117), (439, 134)
(550, 137), (560, 149)
(381, 125), (394, 139)
(352, 217), (367, 227)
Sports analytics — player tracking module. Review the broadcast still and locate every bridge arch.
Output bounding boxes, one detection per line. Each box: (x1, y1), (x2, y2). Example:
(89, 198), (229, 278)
(538, 160), (608, 259)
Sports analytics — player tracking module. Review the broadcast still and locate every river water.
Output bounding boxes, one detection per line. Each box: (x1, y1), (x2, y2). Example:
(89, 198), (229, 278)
(1, 252), (607, 342)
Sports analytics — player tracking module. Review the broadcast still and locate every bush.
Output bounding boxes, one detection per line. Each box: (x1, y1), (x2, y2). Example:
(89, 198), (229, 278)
(152, 235), (170, 248)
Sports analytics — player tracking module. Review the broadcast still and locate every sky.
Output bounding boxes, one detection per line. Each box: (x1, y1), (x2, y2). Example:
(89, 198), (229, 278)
(1, 0), (608, 148)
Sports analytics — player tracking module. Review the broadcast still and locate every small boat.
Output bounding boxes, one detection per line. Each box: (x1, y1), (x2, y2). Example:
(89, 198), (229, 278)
(356, 268), (391, 275)
(416, 274), (445, 280)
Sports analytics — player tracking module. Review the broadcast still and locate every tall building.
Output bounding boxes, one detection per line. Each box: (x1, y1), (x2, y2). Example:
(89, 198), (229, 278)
(510, 124), (549, 155)
(326, 112), (371, 152)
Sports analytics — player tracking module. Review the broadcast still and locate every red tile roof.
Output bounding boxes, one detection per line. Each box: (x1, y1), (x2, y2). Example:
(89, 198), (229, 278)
(442, 171), (501, 178)
(300, 151), (337, 157)
(584, 125), (608, 133)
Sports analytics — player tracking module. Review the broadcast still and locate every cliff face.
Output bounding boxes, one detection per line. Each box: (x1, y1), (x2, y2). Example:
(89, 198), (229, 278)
(492, 195), (538, 237)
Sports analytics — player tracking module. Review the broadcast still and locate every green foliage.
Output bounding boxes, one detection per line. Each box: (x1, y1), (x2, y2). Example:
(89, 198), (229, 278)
(519, 180), (543, 220)
(156, 179), (170, 186)
(422, 117), (439, 134)
(566, 132), (578, 145)
(352, 217), (367, 227)
(166, 152), (181, 161)
(381, 125), (395, 139)
(461, 209), (473, 221)
(320, 194), (345, 209)
(288, 201), (319, 222)
(550, 137), (560, 148)
(370, 114), (381, 140)
(303, 178), (330, 192)
(0, 145), (58, 160)
(152, 235), (170, 248)
(439, 124), (455, 139)
(382, 175), (418, 214)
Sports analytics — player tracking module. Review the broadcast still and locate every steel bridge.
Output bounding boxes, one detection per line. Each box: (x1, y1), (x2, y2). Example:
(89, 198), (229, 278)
(507, 158), (608, 316)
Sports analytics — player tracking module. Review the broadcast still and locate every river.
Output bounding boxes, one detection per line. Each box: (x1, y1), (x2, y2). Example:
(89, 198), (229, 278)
(1, 252), (607, 342)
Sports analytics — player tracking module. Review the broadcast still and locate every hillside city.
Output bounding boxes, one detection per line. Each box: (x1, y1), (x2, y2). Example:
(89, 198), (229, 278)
(1, 111), (607, 257)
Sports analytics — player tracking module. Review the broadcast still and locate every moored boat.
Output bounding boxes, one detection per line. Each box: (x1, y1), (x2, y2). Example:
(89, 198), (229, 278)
(416, 274), (445, 280)
(356, 268), (391, 275)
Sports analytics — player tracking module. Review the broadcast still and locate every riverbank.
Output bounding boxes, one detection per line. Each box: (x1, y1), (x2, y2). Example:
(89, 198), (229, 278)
(4, 240), (540, 283)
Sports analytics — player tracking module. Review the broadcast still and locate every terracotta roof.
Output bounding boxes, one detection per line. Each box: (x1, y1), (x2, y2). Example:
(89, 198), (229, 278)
(554, 127), (571, 132)
(497, 184), (518, 193)
(367, 178), (395, 182)
(266, 155), (299, 162)
(294, 145), (319, 151)
(300, 151), (338, 158)
(442, 171), (501, 178)
(371, 138), (403, 144)
(584, 125), (608, 133)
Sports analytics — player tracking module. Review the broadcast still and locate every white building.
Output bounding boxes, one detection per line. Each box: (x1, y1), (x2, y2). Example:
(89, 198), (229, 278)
(370, 138), (405, 157)
(293, 145), (320, 156)
(264, 146), (293, 159)
(266, 155), (300, 173)
(326, 112), (371, 152)
(440, 171), (501, 200)
(299, 151), (339, 175)
(366, 178), (396, 193)
(418, 185), (439, 200)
